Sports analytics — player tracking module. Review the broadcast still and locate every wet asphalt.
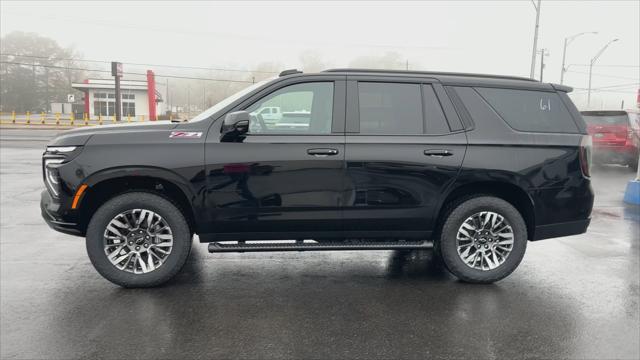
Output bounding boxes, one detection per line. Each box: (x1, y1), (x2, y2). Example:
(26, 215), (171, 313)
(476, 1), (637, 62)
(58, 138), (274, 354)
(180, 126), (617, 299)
(1, 129), (639, 359)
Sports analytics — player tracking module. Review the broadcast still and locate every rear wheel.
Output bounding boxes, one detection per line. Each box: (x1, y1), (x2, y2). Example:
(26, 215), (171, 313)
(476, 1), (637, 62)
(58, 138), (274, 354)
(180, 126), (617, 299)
(86, 192), (192, 288)
(438, 196), (527, 284)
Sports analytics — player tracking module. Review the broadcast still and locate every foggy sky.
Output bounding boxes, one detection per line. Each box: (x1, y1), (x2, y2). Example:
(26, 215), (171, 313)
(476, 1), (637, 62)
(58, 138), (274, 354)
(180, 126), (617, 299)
(1, 0), (638, 110)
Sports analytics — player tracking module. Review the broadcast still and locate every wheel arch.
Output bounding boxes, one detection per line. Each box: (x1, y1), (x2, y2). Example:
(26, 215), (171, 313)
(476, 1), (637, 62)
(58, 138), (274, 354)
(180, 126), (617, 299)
(76, 167), (198, 235)
(434, 181), (536, 240)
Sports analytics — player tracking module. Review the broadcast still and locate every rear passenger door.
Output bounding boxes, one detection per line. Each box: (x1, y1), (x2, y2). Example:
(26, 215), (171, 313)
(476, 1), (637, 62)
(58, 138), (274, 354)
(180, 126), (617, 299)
(343, 76), (467, 238)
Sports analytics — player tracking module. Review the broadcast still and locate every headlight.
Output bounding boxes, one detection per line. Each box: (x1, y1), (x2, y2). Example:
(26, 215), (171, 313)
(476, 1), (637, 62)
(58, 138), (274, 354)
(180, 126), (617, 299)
(46, 146), (77, 153)
(44, 158), (64, 197)
(42, 146), (83, 198)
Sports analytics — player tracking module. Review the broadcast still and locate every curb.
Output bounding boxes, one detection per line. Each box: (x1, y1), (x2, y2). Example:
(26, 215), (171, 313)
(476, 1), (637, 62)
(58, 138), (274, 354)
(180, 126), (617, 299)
(0, 124), (75, 130)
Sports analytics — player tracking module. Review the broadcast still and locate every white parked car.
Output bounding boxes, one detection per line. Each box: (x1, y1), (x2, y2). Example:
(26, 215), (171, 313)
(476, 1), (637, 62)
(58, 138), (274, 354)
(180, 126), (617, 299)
(254, 106), (282, 122)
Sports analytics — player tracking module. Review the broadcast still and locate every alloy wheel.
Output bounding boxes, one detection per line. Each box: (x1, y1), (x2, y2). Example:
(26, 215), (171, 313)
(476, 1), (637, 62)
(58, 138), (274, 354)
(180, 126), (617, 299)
(103, 209), (173, 274)
(455, 211), (514, 271)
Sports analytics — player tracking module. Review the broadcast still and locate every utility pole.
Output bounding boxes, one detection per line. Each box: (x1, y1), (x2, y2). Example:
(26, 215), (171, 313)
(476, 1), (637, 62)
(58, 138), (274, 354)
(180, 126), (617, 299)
(538, 48), (549, 82)
(111, 62), (123, 121)
(560, 31), (597, 84)
(187, 85), (190, 118)
(588, 38), (619, 107)
(32, 60), (36, 112)
(406, 59), (409, 70)
(44, 67), (49, 112)
(529, 0), (541, 79)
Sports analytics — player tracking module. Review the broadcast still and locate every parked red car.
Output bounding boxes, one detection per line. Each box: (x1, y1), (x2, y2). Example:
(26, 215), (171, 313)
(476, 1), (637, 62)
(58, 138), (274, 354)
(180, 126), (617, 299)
(581, 110), (640, 171)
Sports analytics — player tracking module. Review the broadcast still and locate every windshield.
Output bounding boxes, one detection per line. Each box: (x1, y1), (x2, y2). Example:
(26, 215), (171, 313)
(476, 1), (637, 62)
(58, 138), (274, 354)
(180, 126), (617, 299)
(188, 77), (275, 122)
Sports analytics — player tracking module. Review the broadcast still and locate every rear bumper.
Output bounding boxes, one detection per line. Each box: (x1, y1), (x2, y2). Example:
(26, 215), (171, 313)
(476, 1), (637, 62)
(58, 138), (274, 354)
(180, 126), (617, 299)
(531, 218), (591, 241)
(593, 145), (638, 164)
(41, 190), (83, 236)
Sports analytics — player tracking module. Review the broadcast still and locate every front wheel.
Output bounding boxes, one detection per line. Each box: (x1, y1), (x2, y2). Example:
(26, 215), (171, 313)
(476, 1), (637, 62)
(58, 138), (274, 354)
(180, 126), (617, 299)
(86, 192), (192, 288)
(438, 196), (527, 284)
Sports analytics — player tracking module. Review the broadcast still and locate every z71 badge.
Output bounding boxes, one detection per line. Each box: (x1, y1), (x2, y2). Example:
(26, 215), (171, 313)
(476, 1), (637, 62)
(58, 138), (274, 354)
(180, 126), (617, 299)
(169, 131), (203, 138)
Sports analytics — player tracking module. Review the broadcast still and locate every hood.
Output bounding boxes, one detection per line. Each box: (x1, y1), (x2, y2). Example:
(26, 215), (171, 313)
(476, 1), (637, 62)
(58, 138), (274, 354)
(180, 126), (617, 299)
(48, 120), (180, 146)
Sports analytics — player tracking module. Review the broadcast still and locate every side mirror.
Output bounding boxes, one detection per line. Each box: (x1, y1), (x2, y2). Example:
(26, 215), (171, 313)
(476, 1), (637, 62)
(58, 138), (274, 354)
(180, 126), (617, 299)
(221, 111), (250, 142)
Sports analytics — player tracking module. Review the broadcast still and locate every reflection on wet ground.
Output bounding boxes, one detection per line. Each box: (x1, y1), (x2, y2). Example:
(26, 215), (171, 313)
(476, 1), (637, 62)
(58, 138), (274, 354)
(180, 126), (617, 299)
(1, 148), (638, 359)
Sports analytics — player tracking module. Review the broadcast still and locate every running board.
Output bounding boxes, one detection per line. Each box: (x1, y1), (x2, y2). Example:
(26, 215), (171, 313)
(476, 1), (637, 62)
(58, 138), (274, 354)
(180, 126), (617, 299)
(208, 240), (433, 253)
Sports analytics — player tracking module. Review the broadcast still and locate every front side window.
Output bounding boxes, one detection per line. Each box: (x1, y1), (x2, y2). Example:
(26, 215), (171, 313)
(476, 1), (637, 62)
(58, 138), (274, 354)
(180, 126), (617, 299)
(245, 82), (334, 134)
(358, 82), (423, 135)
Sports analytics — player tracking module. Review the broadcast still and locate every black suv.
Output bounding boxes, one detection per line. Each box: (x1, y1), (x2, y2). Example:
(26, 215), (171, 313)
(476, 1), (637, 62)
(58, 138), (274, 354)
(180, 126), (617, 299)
(41, 69), (594, 287)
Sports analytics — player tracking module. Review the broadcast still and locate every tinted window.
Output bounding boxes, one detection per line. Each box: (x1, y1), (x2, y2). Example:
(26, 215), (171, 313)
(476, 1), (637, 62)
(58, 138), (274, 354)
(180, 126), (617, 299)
(581, 111), (629, 126)
(422, 85), (450, 134)
(475, 87), (578, 133)
(245, 82), (333, 134)
(358, 82), (423, 134)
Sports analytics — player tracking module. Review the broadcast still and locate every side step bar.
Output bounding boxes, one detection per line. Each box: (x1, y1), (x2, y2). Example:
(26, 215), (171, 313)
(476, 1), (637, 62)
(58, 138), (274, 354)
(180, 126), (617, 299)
(208, 240), (433, 253)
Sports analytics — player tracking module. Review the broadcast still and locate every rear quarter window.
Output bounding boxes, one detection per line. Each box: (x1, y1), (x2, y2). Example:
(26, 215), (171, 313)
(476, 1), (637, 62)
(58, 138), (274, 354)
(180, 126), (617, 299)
(474, 87), (579, 133)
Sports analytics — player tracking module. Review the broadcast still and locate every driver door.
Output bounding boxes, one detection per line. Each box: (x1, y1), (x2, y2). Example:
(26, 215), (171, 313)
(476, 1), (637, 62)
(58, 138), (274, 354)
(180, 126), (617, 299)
(203, 77), (346, 239)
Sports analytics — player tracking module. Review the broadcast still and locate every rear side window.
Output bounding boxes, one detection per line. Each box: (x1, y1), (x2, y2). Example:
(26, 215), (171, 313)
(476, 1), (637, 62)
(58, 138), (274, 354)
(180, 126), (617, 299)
(422, 85), (450, 134)
(475, 87), (578, 133)
(358, 82), (423, 134)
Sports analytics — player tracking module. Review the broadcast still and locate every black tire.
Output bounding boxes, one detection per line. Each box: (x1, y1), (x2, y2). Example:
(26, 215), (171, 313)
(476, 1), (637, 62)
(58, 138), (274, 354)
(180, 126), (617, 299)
(629, 158), (638, 172)
(86, 192), (192, 288)
(438, 196), (527, 284)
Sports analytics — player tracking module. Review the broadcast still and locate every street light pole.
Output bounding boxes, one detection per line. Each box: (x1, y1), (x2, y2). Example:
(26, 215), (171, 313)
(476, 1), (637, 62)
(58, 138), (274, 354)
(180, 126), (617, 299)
(560, 31), (598, 84)
(529, 0), (542, 79)
(588, 38), (619, 107)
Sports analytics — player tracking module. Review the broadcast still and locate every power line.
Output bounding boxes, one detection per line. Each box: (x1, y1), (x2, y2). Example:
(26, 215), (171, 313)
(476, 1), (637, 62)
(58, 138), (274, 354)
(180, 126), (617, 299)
(0, 53), (279, 74)
(574, 82), (640, 90)
(565, 70), (638, 81)
(567, 64), (640, 68)
(573, 89), (637, 94)
(0, 61), (255, 83)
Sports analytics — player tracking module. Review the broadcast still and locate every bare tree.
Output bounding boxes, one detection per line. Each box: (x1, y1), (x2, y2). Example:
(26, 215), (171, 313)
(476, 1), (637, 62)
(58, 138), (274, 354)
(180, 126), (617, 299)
(349, 51), (406, 70)
(299, 50), (331, 72)
(0, 31), (86, 112)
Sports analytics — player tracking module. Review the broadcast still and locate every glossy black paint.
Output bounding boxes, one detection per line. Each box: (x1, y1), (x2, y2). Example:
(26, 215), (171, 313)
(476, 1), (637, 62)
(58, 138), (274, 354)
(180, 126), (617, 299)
(41, 70), (593, 243)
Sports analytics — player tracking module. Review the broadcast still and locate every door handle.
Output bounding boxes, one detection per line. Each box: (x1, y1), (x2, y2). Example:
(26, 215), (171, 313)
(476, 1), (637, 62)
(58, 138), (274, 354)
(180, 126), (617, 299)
(424, 149), (453, 157)
(307, 148), (339, 157)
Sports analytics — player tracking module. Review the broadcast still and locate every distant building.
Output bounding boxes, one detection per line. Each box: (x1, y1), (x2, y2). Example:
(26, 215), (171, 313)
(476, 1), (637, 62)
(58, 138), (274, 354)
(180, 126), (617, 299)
(71, 71), (164, 119)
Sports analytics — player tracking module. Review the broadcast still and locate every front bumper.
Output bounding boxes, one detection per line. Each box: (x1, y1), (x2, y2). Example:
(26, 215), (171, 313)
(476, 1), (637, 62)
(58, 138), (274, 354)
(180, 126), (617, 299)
(40, 190), (83, 236)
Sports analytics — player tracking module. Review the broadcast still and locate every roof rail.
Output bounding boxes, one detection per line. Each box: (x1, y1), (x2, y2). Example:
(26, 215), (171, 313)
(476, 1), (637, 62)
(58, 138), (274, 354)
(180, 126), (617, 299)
(279, 69), (303, 77)
(322, 68), (537, 82)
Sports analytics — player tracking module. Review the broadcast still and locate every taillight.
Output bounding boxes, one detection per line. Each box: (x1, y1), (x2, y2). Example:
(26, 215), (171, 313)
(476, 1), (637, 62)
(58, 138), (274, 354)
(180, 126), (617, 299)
(580, 135), (592, 177)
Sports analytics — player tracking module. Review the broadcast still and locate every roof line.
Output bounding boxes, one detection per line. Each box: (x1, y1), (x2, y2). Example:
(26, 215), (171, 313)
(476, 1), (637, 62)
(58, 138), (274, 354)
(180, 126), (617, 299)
(322, 68), (538, 82)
